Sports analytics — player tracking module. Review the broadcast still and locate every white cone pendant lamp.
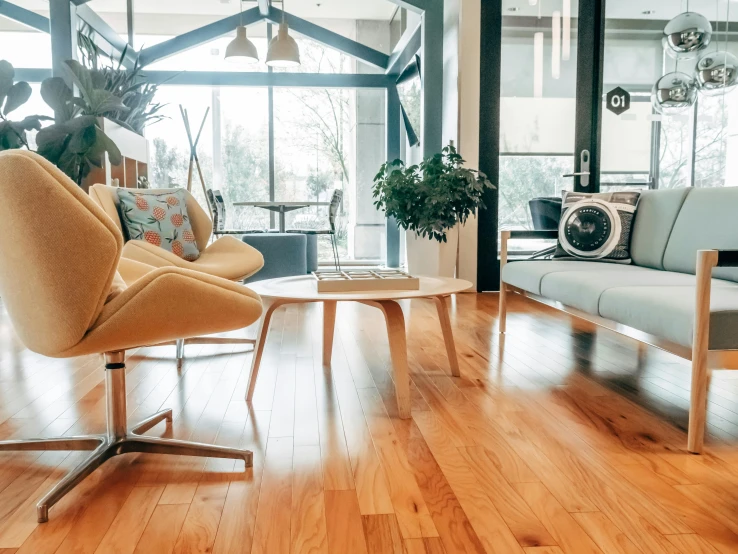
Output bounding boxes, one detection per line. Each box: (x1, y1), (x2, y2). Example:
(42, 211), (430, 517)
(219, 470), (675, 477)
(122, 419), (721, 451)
(225, 26), (259, 64)
(225, 0), (258, 64)
(266, 1), (300, 67)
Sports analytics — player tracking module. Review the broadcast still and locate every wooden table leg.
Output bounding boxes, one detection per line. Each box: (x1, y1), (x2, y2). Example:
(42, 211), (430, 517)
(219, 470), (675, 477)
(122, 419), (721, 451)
(373, 300), (411, 420)
(246, 299), (284, 401)
(323, 300), (337, 367)
(434, 295), (461, 377)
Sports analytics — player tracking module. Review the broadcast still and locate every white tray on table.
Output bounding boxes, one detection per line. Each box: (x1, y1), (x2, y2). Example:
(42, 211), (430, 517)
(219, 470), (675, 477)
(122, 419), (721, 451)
(312, 270), (420, 293)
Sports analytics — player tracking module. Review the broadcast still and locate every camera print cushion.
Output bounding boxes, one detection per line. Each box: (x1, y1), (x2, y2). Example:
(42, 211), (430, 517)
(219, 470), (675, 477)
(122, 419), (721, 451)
(554, 190), (641, 264)
(117, 189), (200, 261)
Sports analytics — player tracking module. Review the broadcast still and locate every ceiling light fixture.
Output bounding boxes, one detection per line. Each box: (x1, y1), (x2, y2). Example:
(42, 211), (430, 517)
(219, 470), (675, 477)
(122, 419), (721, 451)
(552, 10), (561, 79)
(562, 0), (571, 60)
(266, 0), (301, 67)
(534, 31), (543, 97)
(224, 0), (259, 64)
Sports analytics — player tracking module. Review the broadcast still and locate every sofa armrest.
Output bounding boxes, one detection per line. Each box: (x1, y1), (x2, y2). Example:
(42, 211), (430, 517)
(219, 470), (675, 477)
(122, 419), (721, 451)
(508, 230), (559, 240)
(716, 250), (738, 267)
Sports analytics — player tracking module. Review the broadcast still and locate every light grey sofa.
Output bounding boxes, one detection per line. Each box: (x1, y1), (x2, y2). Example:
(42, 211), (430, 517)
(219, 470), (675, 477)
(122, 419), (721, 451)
(499, 187), (738, 453)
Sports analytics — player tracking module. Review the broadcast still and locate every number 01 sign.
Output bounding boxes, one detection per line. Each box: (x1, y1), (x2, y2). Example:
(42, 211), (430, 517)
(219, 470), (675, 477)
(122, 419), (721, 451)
(606, 86), (630, 116)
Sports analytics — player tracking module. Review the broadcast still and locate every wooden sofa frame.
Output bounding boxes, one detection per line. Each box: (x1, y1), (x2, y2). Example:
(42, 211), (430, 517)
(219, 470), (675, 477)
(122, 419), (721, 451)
(499, 230), (738, 454)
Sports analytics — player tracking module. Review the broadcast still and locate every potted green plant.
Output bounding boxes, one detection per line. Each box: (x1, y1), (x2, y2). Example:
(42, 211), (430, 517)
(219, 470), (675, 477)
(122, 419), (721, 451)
(373, 144), (494, 276)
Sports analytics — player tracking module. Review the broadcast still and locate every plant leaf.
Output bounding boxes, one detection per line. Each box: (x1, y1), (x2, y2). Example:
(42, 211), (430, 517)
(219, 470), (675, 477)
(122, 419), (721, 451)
(64, 60), (95, 104)
(36, 123), (72, 163)
(0, 60), (15, 105)
(3, 81), (31, 116)
(86, 89), (129, 115)
(94, 128), (122, 166)
(67, 124), (97, 154)
(40, 77), (75, 121)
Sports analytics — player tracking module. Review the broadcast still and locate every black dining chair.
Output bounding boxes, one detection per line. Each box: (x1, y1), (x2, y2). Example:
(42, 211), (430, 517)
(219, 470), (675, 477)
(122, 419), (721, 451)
(207, 190), (267, 236)
(287, 189), (343, 271)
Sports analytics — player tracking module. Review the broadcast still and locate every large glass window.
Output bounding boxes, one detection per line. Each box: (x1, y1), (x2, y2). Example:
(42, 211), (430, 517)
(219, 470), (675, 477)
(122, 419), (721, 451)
(0, 31), (51, 69)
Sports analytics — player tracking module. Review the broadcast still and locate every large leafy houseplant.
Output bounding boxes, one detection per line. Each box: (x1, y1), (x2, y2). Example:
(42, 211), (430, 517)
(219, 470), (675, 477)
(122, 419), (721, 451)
(373, 144), (495, 242)
(78, 29), (166, 134)
(35, 60), (127, 185)
(0, 61), (52, 150)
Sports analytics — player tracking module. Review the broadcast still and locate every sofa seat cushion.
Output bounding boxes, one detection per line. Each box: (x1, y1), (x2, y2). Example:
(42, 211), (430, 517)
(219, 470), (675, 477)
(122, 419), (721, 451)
(539, 266), (711, 313)
(502, 260), (647, 296)
(599, 284), (738, 349)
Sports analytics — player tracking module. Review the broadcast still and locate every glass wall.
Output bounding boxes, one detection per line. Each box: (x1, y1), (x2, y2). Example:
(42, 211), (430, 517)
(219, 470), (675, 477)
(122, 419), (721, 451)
(144, 39), (387, 263)
(499, 5), (579, 253)
(601, 1), (738, 191)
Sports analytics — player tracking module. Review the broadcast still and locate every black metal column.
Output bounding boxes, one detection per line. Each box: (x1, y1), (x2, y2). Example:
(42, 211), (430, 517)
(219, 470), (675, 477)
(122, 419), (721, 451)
(476, 0), (502, 292)
(573, 0), (606, 192)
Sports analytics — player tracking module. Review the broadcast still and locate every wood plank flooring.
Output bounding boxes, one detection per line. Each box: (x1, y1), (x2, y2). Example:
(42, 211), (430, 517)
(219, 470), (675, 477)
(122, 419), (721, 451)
(1, 293), (738, 553)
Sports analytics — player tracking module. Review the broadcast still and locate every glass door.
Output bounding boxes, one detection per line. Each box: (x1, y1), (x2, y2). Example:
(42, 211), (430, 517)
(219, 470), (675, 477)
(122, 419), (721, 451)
(498, 0), (592, 256)
(478, 0), (607, 290)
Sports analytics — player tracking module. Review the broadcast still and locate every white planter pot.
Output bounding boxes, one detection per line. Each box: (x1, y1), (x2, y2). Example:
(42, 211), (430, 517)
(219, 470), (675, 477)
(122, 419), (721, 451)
(405, 225), (459, 277)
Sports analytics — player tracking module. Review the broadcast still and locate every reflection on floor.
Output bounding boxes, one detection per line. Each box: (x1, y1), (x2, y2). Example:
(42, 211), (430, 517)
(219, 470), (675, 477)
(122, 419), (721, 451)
(0, 293), (737, 553)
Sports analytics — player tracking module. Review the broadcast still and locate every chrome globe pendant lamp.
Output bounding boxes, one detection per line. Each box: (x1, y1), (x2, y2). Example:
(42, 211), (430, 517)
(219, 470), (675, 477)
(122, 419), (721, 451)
(652, 71), (698, 114)
(225, 0), (259, 64)
(652, 1), (708, 114)
(663, 5), (712, 59)
(266, 0), (301, 67)
(695, 2), (738, 96)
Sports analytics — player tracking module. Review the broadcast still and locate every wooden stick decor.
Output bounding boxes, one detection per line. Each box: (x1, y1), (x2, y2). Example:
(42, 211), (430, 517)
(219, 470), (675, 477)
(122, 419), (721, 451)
(179, 105), (212, 218)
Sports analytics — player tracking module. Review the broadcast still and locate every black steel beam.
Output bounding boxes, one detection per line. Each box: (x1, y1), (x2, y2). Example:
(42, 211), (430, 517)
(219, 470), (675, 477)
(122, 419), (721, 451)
(265, 7), (389, 70)
(476, 0), (502, 292)
(0, 1), (49, 33)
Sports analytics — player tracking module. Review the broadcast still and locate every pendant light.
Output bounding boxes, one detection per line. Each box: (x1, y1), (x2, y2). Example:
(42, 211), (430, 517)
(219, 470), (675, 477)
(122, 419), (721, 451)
(533, 31), (543, 97)
(552, 10), (561, 79)
(562, 0), (571, 60)
(266, 0), (301, 67)
(225, 0), (258, 64)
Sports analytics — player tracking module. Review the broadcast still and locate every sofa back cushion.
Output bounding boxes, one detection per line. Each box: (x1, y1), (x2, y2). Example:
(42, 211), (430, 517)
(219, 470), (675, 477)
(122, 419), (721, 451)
(630, 188), (690, 270)
(663, 187), (738, 282)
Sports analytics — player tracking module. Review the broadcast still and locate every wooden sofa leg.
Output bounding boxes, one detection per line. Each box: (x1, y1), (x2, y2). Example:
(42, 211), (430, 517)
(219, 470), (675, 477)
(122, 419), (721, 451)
(499, 231), (511, 334)
(499, 283), (507, 333)
(688, 249), (718, 454)
(688, 356), (710, 454)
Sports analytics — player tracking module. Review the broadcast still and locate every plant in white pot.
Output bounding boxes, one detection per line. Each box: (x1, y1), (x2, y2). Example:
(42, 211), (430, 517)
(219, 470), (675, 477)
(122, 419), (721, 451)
(372, 144), (494, 277)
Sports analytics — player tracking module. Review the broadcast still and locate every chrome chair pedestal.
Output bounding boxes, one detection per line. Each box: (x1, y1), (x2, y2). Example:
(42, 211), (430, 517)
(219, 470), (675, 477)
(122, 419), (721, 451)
(0, 352), (252, 523)
(158, 337), (256, 361)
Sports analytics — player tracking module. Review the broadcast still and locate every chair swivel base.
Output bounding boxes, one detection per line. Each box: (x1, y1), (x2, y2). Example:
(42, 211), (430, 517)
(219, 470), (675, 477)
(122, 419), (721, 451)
(149, 337), (256, 361)
(0, 352), (252, 523)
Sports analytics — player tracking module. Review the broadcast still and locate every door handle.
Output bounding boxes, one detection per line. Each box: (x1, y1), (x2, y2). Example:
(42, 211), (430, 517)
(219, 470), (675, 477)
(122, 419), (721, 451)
(579, 150), (590, 188)
(562, 172), (590, 177)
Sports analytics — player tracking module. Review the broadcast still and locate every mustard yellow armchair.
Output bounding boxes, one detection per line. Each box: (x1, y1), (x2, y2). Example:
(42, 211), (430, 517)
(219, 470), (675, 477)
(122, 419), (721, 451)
(89, 184), (264, 360)
(0, 151), (263, 522)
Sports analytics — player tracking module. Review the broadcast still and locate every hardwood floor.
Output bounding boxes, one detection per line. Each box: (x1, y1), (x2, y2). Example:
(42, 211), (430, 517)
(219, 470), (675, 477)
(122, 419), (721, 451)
(2, 292), (738, 553)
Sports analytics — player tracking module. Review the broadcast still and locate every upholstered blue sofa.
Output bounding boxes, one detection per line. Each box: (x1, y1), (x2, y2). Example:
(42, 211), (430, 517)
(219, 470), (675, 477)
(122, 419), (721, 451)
(499, 187), (738, 453)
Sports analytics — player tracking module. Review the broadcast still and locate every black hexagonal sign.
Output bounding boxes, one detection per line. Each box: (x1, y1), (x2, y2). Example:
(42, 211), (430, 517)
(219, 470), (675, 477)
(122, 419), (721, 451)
(606, 87), (631, 115)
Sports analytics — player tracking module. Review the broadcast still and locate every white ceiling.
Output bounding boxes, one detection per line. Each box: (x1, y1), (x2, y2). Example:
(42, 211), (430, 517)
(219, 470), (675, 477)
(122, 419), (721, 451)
(19, 0), (398, 21)
(503, 0), (738, 21)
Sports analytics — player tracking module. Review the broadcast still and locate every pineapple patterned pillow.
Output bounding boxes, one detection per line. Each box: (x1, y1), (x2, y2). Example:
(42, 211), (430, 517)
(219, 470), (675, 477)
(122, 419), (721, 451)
(117, 189), (200, 261)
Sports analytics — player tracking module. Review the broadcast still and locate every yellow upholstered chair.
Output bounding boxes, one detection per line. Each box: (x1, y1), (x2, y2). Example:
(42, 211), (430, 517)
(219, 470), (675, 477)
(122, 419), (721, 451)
(0, 151), (263, 522)
(90, 184), (265, 359)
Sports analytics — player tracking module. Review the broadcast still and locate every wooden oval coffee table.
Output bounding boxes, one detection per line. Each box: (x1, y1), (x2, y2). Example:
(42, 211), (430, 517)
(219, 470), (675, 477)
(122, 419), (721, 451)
(245, 275), (473, 419)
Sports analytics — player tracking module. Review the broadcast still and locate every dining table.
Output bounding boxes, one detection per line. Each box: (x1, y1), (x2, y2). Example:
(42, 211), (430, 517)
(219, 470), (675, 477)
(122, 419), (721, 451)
(233, 201), (330, 232)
